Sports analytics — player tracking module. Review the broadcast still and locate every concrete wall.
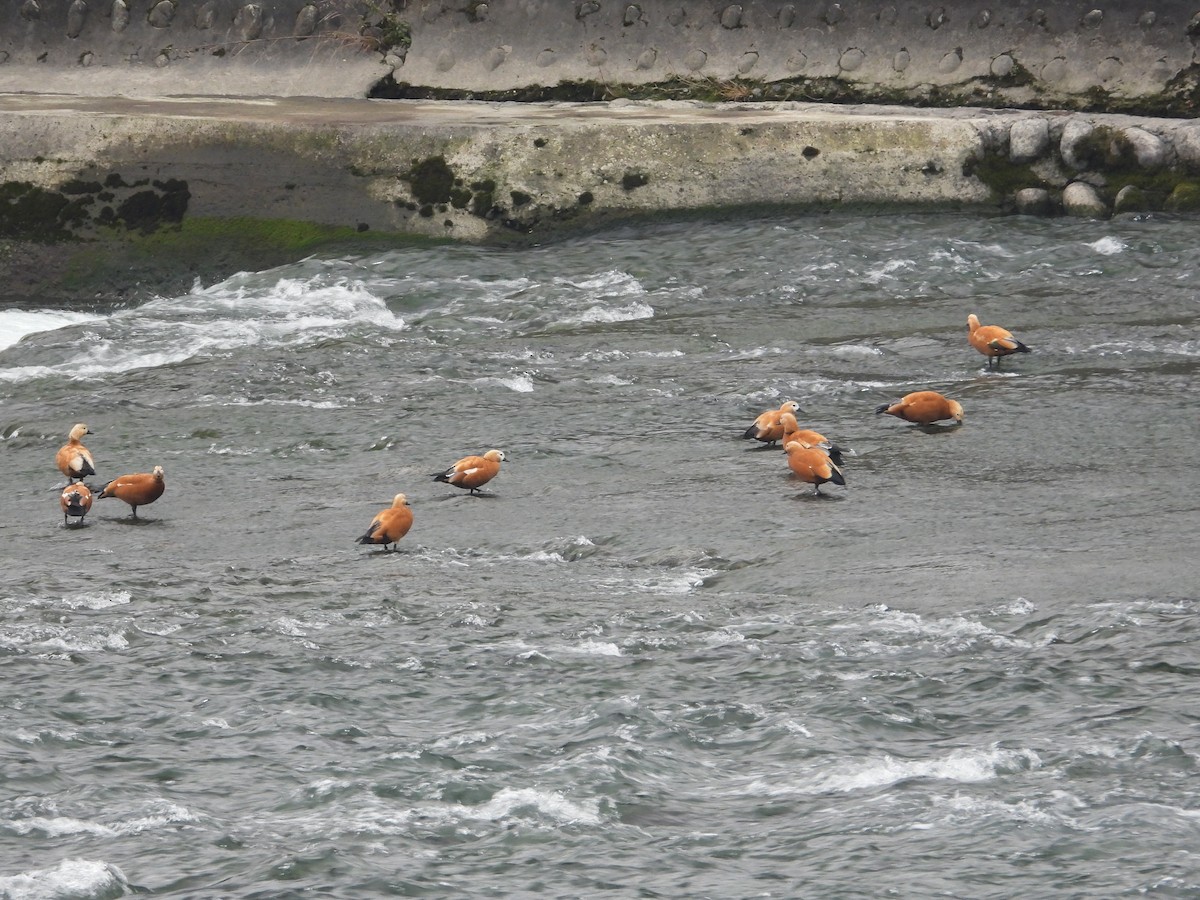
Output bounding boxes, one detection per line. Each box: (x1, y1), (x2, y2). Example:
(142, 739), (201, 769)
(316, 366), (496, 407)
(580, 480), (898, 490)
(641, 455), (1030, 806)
(2, 2), (1199, 112)
(4, 2), (1200, 306)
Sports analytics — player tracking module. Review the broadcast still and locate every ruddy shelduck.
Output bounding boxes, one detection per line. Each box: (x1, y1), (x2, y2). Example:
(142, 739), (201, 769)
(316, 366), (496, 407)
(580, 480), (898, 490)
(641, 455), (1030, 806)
(432, 449), (505, 494)
(98, 465), (165, 519)
(967, 313), (1030, 368)
(356, 493), (413, 551)
(779, 411), (846, 466)
(875, 391), (964, 425)
(743, 401), (802, 447)
(55, 423), (95, 482)
(60, 482), (93, 526)
(785, 440), (846, 495)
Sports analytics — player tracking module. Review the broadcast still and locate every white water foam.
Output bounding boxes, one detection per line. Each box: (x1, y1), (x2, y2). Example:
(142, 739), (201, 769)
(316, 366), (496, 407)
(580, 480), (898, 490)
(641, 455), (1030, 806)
(835, 606), (1032, 654)
(0, 275), (403, 384)
(0, 624), (129, 656)
(459, 787), (602, 826)
(0, 859), (130, 900)
(3, 800), (197, 838)
(0, 309), (103, 352)
(573, 300), (655, 325)
(472, 372), (536, 393)
(1088, 236), (1128, 255)
(745, 746), (1041, 798)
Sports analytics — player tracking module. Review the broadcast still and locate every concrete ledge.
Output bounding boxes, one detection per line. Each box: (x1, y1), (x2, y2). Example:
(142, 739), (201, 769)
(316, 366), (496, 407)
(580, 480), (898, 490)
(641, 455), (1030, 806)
(3, 93), (1200, 306)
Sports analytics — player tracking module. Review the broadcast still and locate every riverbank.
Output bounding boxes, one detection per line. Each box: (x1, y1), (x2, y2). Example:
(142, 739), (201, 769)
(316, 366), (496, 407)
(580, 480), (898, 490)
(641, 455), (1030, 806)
(4, 92), (1200, 307)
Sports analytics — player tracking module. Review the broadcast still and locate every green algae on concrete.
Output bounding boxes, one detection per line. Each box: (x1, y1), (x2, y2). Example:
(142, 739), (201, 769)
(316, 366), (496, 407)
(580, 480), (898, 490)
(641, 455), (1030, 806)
(41, 215), (428, 308)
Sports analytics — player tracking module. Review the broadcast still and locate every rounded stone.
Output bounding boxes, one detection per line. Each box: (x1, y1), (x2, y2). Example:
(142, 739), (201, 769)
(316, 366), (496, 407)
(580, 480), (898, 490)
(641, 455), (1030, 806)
(824, 3), (843, 26)
(485, 47), (508, 70)
(472, 3), (489, 21)
(1010, 117), (1050, 163)
(587, 45), (608, 67)
(383, 53), (404, 69)
(892, 48), (910, 72)
(536, 49), (555, 67)
(111, 0), (129, 32)
(435, 50), (456, 72)
(1113, 184), (1149, 215)
(667, 8), (685, 26)
(779, 4), (796, 27)
(1149, 59), (1173, 85)
(196, 1), (217, 28)
(1166, 182), (1200, 212)
(1014, 188), (1053, 216)
(974, 9), (992, 28)
(624, 5), (643, 26)
(1062, 181), (1108, 218)
(294, 4), (318, 37)
(685, 49), (707, 71)
(990, 54), (1014, 77)
(67, 0), (89, 39)
(1097, 57), (1122, 83)
(635, 48), (656, 70)
(786, 51), (808, 72)
(1121, 127), (1165, 169)
(938, 48), (963, 74)
(235, 5), (263, 41)
(878, 6), (898, 26)
(1138, 11), (1157, 28)
(737, 51), (759, 74)
(928, 7), (948, 30)
(1060, 119), (1095, 170)
(576, 1), (600, 19)
(1174, 124), (1200, 171)
(1041, 57), (1068, 84)
(155, 51), (171, 68)
(147, 0), (174, 28)
(79, 51), (94, 67)
(839, 48), (866, 72)
(1081, 9), (1103, 27)
(20, 1), (41, 22)
(720, 5), (743, 29)
(1029, 8), (1048, 27)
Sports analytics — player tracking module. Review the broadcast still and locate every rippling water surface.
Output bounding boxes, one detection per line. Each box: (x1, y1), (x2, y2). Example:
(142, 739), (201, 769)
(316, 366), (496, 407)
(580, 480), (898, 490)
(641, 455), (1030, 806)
(2, 213), (1199, 898)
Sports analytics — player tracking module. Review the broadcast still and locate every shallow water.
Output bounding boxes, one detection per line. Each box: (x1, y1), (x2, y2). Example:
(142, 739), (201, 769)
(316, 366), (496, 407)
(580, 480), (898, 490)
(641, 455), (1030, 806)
(2, 212), (1199, 898)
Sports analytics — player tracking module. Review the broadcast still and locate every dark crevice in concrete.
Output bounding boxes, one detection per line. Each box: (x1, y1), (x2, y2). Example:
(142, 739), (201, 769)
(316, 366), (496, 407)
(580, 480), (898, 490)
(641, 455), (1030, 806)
(368, 70), (1200, 119)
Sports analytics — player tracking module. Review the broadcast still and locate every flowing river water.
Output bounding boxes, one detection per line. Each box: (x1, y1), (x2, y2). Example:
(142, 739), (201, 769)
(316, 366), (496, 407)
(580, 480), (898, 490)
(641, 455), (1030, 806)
(2, 212), (1199, 898)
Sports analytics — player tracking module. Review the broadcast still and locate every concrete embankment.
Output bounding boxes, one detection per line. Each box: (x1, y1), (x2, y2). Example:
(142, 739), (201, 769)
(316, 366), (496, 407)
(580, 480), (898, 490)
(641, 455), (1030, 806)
(3, 1), (1200, 305)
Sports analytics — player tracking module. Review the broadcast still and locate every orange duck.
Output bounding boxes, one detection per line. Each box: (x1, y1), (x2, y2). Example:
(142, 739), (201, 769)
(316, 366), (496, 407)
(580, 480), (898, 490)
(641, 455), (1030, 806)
(98, 465), (165, 519)
(60, 482), (93, 526)
(55, 423), (95, 483)
(785, 440), (846, 495)
(432, 449), (505, 494)
(779, 411), (846, 466)
(356, 493), (414, 551)
(967, 313), (1030, 368)
(743, 401), (801, 447)
(875, 391), (963, 426)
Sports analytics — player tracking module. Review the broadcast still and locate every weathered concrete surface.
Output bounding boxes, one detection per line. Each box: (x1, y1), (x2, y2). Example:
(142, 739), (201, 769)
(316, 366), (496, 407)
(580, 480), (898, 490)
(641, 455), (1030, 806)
(2, 2), (1200, 114)
(0, 93), (998, 304)
(4, 3), (1200, 306)
(5, 92), (1200, 306)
